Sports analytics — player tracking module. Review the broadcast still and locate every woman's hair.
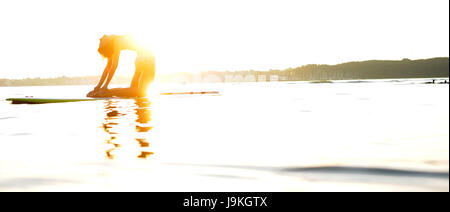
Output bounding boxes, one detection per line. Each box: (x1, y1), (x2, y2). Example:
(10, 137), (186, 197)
(98, 35), (120, 58)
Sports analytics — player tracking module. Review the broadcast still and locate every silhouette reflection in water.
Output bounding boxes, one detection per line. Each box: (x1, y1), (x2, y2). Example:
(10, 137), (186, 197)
(102, 98), (154, 159)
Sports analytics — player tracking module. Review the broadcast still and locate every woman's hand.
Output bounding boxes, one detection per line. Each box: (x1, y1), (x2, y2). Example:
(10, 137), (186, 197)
(87, 89), (98, 97)
(87, 87), (109, 97)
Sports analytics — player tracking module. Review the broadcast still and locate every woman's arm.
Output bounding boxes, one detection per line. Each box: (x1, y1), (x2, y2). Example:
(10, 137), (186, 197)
(101, 53), (120, 89)
(94, 59), (113, 90)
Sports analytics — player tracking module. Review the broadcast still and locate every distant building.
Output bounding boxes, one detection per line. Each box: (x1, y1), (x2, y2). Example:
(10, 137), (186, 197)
(279, 76), (288, 81)
(269, 75), (279, 81)
(244, 75), (256, 82)
(232, 74), (244, 82)
(257, 75), (266, 82)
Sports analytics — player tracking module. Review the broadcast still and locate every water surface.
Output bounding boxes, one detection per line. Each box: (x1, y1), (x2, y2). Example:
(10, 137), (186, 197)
(0, 78), (448, 191)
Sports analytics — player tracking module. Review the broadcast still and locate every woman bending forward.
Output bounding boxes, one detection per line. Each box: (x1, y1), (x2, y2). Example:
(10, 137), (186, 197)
(87, 35), (155, 98)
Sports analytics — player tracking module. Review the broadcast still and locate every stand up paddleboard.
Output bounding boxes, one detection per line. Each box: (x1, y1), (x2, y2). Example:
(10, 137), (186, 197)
(6, 97), (107, 104)
(159, 91), (219, 95)
(6, 91), (220, 104)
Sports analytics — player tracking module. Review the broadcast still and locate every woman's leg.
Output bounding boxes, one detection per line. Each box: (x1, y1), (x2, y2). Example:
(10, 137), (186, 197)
(135, 58), (155, 97)
(106, 88), (139, 97)
(88, 87), (139, 98)
(130, 68), (143, 89)
(88, 57), (154, 98)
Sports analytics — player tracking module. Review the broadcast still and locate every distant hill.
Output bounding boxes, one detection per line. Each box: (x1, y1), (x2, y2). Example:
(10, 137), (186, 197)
(0, 57), (448, 86)
(281, 57), (448, 80)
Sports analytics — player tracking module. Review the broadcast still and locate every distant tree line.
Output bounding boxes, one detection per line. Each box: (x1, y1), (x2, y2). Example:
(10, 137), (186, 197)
(0, 57), (448, 86)
(171, 57), (449, 82)
(273, 57), (448, 81)
(0, 75), (131, 86)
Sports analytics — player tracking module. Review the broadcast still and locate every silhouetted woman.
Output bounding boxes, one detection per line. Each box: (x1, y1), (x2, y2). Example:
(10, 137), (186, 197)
(87, 35), (155, 97)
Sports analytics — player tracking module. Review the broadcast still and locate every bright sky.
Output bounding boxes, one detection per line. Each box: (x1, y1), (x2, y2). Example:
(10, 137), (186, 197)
(0, 0), (448, 79)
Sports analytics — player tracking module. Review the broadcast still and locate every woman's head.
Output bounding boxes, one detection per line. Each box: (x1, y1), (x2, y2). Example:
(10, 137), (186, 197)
(98, 35), (120, 58)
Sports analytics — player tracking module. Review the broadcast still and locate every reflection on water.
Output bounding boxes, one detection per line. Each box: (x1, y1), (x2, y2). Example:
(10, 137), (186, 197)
(0, 80), (448, 191)
(102, 98), (154, 159)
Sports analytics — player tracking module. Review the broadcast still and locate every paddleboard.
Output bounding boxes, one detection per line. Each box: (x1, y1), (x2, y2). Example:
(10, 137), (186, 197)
(159, 91), (219, 95)
(6, 91), (220, 104)
(6, 97), (107, 104)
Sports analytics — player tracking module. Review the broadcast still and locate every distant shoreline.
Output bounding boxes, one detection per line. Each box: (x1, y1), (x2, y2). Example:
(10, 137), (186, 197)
(0, 77), (448, 87)
(1, 57), (448, 86)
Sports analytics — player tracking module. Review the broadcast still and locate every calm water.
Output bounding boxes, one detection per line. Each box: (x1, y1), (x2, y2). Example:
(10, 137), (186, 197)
(0, 78), (448, 191)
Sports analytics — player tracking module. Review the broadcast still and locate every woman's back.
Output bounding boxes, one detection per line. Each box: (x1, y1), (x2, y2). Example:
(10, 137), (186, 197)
(88, 34), (155, 98)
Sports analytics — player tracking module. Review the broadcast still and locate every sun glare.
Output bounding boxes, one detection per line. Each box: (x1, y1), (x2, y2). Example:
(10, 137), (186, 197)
(0, 0), (447, 79)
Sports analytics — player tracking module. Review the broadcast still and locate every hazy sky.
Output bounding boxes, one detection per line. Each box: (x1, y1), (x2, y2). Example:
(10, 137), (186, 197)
(0, 0), (448, 79)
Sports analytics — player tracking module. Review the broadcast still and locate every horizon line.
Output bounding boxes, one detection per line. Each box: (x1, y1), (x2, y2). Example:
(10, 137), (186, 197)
(1, 56), (448, 80)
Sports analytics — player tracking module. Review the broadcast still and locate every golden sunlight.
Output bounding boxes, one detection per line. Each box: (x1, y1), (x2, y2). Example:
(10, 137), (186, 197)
(0, 0), (448, 194)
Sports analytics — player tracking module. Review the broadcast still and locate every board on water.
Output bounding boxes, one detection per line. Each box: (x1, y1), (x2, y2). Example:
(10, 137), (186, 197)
(159, 91), (219, 95)
(6, 91), (220, 104)
(6, 97), (107, 104)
